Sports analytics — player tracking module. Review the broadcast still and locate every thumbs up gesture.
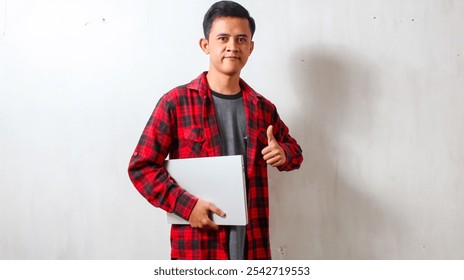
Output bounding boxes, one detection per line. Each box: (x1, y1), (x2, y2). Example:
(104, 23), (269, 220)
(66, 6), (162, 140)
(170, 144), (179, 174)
(261, 125), (286, 167)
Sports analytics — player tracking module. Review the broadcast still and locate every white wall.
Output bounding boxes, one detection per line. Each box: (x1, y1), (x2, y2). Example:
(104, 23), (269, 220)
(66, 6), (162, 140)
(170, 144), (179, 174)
(1, 0), (463, 259)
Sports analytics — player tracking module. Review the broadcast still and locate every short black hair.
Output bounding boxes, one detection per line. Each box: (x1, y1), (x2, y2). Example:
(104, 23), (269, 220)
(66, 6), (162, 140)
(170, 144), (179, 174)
(203, 1), (256, 39)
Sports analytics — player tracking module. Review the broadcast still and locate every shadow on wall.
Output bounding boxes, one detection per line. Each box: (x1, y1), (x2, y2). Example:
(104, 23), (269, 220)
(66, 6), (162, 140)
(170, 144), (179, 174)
(270, 46), (399, 259)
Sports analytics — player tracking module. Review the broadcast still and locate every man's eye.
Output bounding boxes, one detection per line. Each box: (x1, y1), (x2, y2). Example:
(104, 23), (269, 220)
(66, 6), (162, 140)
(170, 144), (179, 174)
(238, 38), (247, 42)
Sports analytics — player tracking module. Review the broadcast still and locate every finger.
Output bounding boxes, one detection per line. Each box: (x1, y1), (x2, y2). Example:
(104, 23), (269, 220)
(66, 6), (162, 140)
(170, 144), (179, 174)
(266, 155), (281, 166)
(270, 158), (284, 167)
(208, 203), (226, 218)
(196, 216), (219, 230)
(263, 149), (276, 161)
(261, 145), (272, 156)
(204, 204), (220, 230)
(266, 125), (275, 143)
(206, 220), (219, 230)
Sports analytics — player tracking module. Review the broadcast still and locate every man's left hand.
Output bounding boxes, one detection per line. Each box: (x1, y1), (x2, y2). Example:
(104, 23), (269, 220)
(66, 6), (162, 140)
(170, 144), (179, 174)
(261, 125), (286, 167)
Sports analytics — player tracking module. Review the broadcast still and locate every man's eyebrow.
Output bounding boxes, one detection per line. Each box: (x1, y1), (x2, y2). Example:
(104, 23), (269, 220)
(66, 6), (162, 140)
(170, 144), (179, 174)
(215, 33), (249, 37)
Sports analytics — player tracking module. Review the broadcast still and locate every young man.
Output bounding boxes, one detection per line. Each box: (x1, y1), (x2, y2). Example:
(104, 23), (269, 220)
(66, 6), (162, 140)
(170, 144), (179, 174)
(128, 1), (303, 260)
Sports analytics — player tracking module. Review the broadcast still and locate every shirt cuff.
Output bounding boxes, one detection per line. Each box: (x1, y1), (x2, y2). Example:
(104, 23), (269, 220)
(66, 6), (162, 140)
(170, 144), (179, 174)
(277, 144), (292, 171)
(172, 191), (199, 221)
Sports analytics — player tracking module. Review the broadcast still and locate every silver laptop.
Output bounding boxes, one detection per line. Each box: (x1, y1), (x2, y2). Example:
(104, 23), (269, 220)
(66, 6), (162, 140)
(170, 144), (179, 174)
(165, 155), (248, 225)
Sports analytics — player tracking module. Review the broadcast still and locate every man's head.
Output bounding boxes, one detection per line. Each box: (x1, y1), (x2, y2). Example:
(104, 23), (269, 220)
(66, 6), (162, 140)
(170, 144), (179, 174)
(200, 1), (255, 79)
(203, 1), (256, 40)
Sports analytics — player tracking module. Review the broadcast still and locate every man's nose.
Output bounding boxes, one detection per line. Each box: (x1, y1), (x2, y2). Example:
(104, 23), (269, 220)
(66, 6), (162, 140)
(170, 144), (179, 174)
(226, 39), (238, 52)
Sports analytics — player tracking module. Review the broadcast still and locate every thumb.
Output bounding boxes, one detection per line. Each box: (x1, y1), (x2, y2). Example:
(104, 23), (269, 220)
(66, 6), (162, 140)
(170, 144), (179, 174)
(267, 125), (276, 144)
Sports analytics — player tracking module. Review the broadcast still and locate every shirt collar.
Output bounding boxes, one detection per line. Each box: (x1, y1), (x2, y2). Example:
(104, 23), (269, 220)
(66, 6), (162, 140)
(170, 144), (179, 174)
(186, 72), (261, 104)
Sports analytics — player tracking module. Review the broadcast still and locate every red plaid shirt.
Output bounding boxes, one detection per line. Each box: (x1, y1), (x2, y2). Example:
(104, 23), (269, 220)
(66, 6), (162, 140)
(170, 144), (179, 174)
(128, 72), (303, 259)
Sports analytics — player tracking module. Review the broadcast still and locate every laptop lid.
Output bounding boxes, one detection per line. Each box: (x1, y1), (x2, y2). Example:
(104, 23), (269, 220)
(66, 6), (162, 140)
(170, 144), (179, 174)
(165, 155), (248, 226)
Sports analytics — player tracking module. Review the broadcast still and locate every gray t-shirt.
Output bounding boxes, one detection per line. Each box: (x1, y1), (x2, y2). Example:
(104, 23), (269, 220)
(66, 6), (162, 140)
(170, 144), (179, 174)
(211, 90), (247, 260)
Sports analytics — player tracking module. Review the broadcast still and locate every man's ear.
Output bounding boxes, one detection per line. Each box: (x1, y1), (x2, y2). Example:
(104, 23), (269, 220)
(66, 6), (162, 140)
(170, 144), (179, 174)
(199, 38), (210, 54)
(250, 40), (254, 54)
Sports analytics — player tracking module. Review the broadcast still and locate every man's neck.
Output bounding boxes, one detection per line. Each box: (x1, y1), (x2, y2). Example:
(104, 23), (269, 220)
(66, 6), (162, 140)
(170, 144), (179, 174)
(206, 71), (241, 95)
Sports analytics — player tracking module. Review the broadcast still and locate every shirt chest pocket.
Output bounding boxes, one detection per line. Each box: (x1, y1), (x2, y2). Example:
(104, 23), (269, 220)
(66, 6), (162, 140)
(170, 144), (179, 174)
(179, 127), (208, 158)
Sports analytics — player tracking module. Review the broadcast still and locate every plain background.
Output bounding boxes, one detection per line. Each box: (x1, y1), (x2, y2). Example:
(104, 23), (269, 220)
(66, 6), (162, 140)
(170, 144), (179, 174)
(1, 0), (463, 259)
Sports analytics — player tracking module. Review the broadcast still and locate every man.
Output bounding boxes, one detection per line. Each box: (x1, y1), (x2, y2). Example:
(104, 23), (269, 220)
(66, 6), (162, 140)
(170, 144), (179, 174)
(128, 1), (303, 260)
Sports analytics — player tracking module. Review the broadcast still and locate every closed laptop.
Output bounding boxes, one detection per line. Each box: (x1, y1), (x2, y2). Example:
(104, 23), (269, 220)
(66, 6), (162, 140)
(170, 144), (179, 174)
(165, 155), (248, 225)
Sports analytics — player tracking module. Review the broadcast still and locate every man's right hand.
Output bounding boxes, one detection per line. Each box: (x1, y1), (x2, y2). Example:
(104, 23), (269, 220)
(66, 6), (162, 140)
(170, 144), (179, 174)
(188, 199), (225, 230)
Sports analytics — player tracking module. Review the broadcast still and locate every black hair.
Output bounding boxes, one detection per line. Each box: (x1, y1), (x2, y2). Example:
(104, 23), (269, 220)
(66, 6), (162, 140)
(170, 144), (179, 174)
(203, 1), (256, 39)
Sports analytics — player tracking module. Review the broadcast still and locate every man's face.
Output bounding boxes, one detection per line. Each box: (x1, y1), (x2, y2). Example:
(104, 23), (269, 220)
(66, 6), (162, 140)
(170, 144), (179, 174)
(200, 17), (254, 77)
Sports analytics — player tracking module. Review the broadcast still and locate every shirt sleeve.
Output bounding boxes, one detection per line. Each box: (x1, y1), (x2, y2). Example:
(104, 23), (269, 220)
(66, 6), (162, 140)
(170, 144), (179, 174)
(127, 93), (198, 221)
(271, 107), (304, 172)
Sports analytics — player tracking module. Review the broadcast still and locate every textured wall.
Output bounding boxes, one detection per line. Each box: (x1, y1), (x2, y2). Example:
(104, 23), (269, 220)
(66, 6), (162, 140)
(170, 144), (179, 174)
(1, 0), (463, 259)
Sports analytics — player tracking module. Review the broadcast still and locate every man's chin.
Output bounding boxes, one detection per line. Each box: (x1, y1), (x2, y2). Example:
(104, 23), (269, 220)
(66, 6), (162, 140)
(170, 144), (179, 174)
(221, 66), (243, 77)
